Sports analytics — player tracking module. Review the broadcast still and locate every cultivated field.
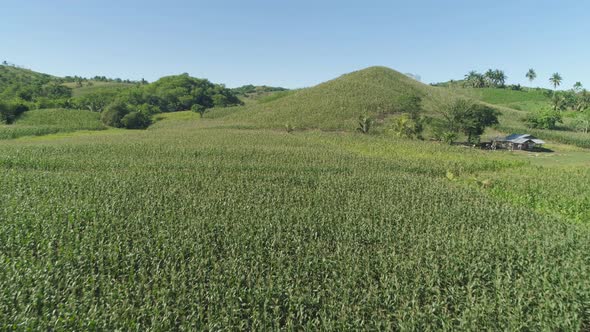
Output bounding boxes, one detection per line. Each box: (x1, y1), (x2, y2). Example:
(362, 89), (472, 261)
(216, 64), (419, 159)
(0, 109), (105, 139)
(1, 114), (589, 330)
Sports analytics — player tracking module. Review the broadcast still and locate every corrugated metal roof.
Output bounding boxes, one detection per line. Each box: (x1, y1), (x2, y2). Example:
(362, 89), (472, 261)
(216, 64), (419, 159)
(504, 134), (543, 144)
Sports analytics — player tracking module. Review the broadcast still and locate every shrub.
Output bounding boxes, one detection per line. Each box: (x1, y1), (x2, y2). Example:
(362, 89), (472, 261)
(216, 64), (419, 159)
(121, 111), (152, 129)
(0, 100), (29, 124)
(101, 101), (130, 128)
(525, 109), (563, 129)
(389, 115), (423, 139)
(442, 131), (458, 145)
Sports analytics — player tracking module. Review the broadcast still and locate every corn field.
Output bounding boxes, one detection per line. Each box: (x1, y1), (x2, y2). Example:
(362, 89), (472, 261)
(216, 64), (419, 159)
(0, 124), (589, 330)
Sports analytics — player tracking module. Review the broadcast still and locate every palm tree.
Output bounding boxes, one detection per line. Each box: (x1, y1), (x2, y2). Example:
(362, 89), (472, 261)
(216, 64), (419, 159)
(494, 69), (507, 87)
(525, 69), (536, 85)
(473, 74), (486, 88)
(464, 71), (485, 88)
(464, 71), (478, 81)
(484, 69), (507, 87)
(573, 81), (583, 92)
(484, 69), (496, 86)
(550, 73), (562, 90)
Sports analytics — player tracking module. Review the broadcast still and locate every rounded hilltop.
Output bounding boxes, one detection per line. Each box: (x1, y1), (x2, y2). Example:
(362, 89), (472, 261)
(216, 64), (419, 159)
(217, 65), (451, 130)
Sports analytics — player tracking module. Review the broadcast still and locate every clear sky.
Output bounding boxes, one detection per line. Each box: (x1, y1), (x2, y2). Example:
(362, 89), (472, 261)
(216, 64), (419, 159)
(2, 0), (589, 89)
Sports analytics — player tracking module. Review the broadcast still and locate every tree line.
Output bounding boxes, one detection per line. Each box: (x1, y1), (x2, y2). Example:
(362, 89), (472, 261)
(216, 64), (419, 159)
(97, 74), (242, 128)
(0, 64), (243, 129)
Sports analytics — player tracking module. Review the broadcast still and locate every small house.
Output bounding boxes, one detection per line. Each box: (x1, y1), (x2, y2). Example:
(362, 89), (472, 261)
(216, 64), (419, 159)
(493, 134), (545, 151)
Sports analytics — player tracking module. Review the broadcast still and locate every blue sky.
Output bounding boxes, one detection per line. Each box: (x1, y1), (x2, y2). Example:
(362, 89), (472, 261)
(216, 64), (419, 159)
(2, 0), (588, 89)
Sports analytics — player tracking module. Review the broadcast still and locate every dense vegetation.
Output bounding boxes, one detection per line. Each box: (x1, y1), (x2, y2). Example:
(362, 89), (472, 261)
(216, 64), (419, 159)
(0, 65), (71, 109)
(0, 117), (589, 330)
(0, 64), (242, 130)
(1, 63), (590, 329)
(231, 84), (288, 99)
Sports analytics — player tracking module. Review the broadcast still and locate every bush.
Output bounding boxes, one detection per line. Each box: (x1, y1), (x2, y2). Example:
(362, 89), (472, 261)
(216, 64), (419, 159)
(356, 115), (373, 134)
(442, 131), (458, 145)
(0, 100), (29, 124)
(388, 115), (424, 139)
(121, 111), (152, 129)
(525, 109), (563, 129)
(101, 101), (130, 128)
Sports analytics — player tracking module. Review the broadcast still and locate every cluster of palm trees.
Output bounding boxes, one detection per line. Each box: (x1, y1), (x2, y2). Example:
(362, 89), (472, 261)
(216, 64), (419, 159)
(526, 68), (563, 90)
(466, 68), (567, 91)
(464, 69), (507, 88)
(524, 69), (590, 112)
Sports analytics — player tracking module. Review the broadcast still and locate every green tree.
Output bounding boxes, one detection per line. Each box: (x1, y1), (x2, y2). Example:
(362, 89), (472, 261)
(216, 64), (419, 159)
(494, 69), (507, 87)
(191, 104), (206, 118)
(464, 71), (486, 88)
(484, 69), (507, 88)
(76, 90), (117, 112)
(121, 111), (152, 129)
(436, 99), (499, 143)
(526, 69), (537, 85)
(526, 108), (563, 129)
(101, 101), (130, 127)
(551, 93), (567, 111)
(460, 104), (500, 143)
(573, 81), (583, 92)
(575, 89), (590, 112)
(550, 73), (562, 90)
(572, 111), (590, 133)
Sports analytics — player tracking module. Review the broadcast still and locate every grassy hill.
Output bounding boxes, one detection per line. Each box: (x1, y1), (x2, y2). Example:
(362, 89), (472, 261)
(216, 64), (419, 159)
(0, 65), (54, 90)
(454, 87), (550, 112)
(212, 67), (455, 130)
(207, 67), (590, 149)
(0, 108), (106, 139)
(0, 65), (57, 101)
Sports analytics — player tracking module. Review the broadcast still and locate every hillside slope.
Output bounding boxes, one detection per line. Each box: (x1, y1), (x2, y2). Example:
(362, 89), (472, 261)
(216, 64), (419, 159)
(212, 67), (455, 130)
(453, 87), (550, 112)
(0, 65), (56, 98)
